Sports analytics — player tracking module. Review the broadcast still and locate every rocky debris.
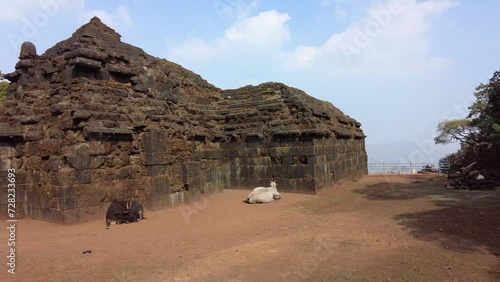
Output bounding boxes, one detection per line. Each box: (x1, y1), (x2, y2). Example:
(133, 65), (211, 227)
(446, 162), (500, 190)
(445, 142), (500, 190)
(0, 17), (367, 224)
(20, 41), (37, 59)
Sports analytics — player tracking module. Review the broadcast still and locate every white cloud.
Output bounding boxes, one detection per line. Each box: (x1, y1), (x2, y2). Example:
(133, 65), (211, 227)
(284, 0), (458, 77)
(168, 38), (220, 60)
(214, 0), (261, 21)
(224, 10), (290, 47)
(168, 0), (458, 79)
(334, 7), (349, 19)
(286, 46), (319, 70)
(321, 0), (349, 19)
(116, 6), (133, 27)
(79, 5), (134, 28)
(168, 10), (290, 60)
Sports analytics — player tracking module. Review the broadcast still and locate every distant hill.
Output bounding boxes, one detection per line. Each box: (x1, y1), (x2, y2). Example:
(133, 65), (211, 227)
(366, 141), (460, 164)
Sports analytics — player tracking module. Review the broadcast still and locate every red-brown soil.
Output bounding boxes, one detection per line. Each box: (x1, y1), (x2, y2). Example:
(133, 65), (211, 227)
(1, 175), (499, 281)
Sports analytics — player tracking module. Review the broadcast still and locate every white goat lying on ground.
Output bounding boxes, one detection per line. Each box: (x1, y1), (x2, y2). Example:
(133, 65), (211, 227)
(245, 180), (281, 204)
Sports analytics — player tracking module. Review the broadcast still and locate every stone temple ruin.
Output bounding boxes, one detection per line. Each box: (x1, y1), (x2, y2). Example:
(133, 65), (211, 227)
(0, 17), (367, 224)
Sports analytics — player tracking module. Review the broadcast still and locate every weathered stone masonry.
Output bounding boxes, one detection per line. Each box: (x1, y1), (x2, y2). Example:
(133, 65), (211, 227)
(0, 17), (367, 224)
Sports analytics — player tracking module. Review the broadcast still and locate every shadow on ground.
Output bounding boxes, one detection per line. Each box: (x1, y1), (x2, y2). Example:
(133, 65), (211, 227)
(354, 176), (500, 277)
(352, 177), (451, 201)
(395, 195), (500, 254)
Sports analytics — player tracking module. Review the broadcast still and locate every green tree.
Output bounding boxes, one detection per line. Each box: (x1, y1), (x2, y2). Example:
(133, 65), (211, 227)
(467, 71), (500, 142)
(434, 119), (477, 144)
(438, 146), (469, 173)
(0, 70), (10, 103)
(438, 146), (467, 165)
(435, 70), (499, 169)
(485, 70), (500, 141)
(435, 70), (500, 146)
(0, 81), (8, 103)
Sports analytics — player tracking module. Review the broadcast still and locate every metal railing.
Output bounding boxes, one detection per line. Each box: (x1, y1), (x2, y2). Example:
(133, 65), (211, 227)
(368, 162), (450, 174)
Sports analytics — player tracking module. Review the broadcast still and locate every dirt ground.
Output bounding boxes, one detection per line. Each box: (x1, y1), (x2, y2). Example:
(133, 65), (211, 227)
(1, 174), (500, 282)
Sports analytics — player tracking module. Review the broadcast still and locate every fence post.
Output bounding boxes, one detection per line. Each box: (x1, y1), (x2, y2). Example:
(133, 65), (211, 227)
(383, 162), (385, 174)
(410, 162), (412, 173)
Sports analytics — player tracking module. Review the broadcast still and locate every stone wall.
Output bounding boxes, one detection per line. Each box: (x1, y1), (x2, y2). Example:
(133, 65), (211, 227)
(0, 17), (367, 224)
(190, 135), (367, 193)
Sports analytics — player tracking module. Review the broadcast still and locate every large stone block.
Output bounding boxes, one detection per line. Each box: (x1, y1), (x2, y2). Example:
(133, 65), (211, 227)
(247, 148), (260, 158)
(83, 127), (133, 140)
(243, 156), (272, 166)
(89, 156), (106, 169)
(73, 110), (91, 120)
(114, 165), (142, 180)
(56, 187), (78, 210)
(61, 205), (107, 225)
(142, 130), (167, 153)
(75, 170), (92, 184)
(144, 152), (170, 166)
(148, 190), (192, 211)
(284, 165), (312, 179)
(147, 165), (168, 177)
(70, 183), (108, 208)
(25, 139), (63, 157)
(269, 165), (285, 178)
(226, 148), (247, 158)
(88, 141), (112, 155)
(152, 175), (170, 195)
(66, 144), (90, 171)
(253, 165), (275, 179)
(68, 57), (102, 69)
(203, 150), (226, 159)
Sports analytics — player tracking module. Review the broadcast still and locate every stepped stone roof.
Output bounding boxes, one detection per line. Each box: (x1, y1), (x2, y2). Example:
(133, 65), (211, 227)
(1, 17), (365, 142)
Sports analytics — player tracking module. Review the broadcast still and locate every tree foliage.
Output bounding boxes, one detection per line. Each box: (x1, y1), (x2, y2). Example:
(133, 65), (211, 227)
(467, 72), (500, 142)
(435, 70), (500, 146)
(0, 71), (10, 103)
(0, 81), (8, 103)
(438, 147), (468, 174)
(438, 146), (467, 165)
(436, 70), (500, 168)
(434, 119), (476, 144)
(0, 70), (7, 103)
(485, 71), (500, 141)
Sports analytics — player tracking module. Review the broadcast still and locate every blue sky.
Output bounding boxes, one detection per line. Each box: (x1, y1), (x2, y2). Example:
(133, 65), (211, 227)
(1, 0), (499, 162)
